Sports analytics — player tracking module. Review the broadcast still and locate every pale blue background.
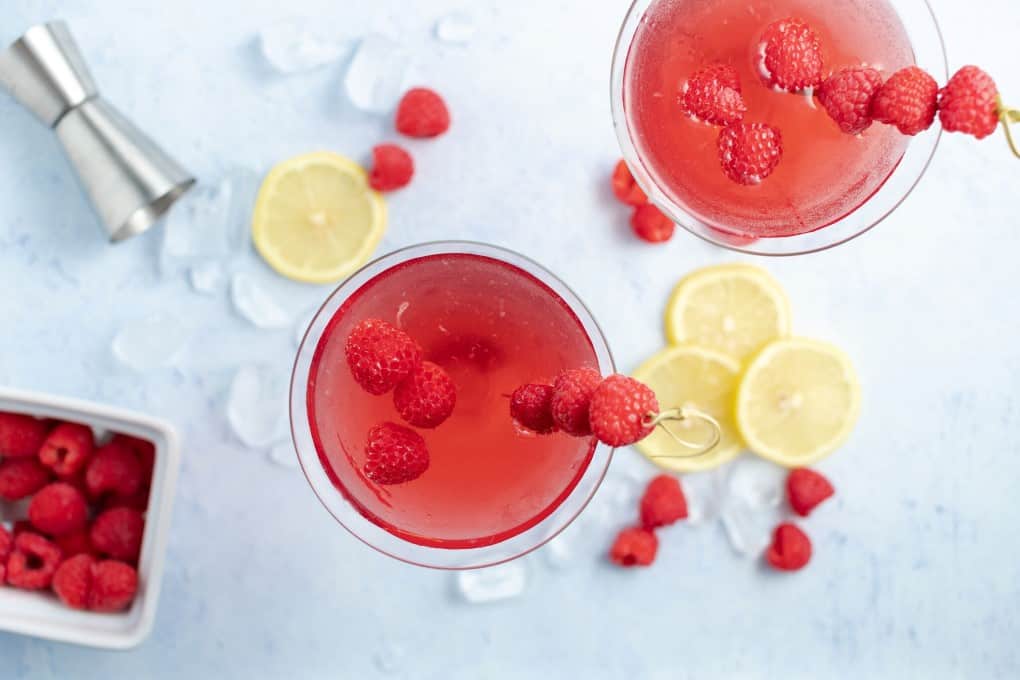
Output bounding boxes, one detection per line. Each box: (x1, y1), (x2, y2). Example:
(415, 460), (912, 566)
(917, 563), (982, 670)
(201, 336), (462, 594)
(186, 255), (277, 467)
(1, 0), (1018, 678)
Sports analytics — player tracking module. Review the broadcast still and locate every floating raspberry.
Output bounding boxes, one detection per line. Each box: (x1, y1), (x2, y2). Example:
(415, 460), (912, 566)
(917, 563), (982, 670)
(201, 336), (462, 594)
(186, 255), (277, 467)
(718, 123), (783, 185)
(938, 66), (1000, 139)
(395, 87), (451, 138)
(870, 66), (938, 136)
(38, 422), (95, 480)
(509, 383), (557, 434)
(345, 318), (424, 395)
(0, 525), (10, 583)
(364, 422), (430, 485)
(759, 18), (824, 92)
(5, 531), (62, 589)
(88, 560), (139, 612)
(86, 440), (143, 499)
(550, 368), (602, 437)
(630, 204), (675, 244)
(765, 523), (812, 571)
(817, 67), (884, 135)
(393, 360), (457, 428)
(589, 374), (660, 447)
(112, 434), (156, 484)
(680, 63), (746, 126)
(0, 457), (52, 501)
(369, 144), (415, 192)
(91, 507), (145, 562)
(29, 482), (88, 536)
(786, 468), (835, 517)
(53, 553), (96, 609)
(609, 526), (658, 567)
(55, 528), (97, 558)
(0, 412), (49, 458)
(611, 160), (648, 206)
(640, 474), (688, 529)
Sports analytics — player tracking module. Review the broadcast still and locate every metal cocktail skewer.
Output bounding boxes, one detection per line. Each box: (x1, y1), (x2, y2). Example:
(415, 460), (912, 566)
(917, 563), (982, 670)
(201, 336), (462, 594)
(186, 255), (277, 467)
(647, 407), (722, 459)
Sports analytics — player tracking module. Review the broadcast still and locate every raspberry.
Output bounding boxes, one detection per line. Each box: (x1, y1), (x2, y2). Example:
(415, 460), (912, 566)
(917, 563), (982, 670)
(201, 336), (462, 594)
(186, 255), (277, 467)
(369, 144), (414, 192)
(345, 318), (424, 395)
(29, 482), (88, 536)
(0, 457), (52, 501)
(55, 528), (97, 558)
(786, 468), (835, 517)
(0, 412), (49, 458)
(85, 440), (143, 499)
(870, 66), (939, 136)
(395, 87), (451, 138)
(938, 65), (1000, 139)
(88, 560), (139, 612)
(509, 383), (557, 434)
(630, 204), (675, 244)
(759, 18), (824, 92)
(639, 474), (688, 529)
(817, 67), (884, 135)
(550, 368), (602, 437)
(718, 123), (783, 185)
(680, 63), (747, 126)
(393, 361), (457, 428)
(589, 374), (660, 447)
(38, 422), (95, 480)
(103, 486), (151, 513)
(52, 553), (96, 609)
(765, 523), (812, 571)
(5, 531), (62, 589)
(364, 422), (430, 485)
(611, 160), (647, 206)
(91, 507), (145, 562)
(0, 525), (11, 583)
(112, 434), (156, 484)
(609, 526), (658, 567)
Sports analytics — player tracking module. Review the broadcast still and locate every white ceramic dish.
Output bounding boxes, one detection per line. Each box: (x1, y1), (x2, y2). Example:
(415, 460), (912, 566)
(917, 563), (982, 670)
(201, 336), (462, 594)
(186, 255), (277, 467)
(0, 388), (180, 650)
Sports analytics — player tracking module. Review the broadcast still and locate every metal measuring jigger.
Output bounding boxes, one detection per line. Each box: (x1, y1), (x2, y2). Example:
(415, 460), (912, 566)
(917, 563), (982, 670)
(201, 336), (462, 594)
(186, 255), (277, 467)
(0, 21), (195, 242)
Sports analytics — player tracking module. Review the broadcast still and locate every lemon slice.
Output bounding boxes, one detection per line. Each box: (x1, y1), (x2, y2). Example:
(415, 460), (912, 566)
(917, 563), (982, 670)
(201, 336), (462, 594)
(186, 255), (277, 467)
(665, 264), (791, 363)
(736, 338), (860, 467)
(632, 345), (744, 473)
(252, 152), (386, 284)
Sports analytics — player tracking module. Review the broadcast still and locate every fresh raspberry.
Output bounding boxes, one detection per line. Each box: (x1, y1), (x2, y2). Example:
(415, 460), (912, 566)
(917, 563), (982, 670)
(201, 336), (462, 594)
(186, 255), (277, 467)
(0, 525), (11, 583)
(345, 318), (424, 396)
(363, 423), (430, 485)
(28, 482), (88, 537)
(5, 531), (62, 589)
(0, 457), (52, 501)
(759, 18), (824, 92)
(369, 144), (414, 192)
(52, 553), (96, 609)
(639, 475), (688, 529)
(393, 361), (457, 428)
(611, 160), (647, 206)
(38, 422), (95, 480)
(85, 440), (143, 499)
(870, 66), (939, 136)
(0, 412), (49, 458)
(765, 523), (812, 571)
(509, 384), (557, 434)
(103, 486), (151, 513)
(786, 468), (835, 517)
(88, 560), (139, 612)
(680, 63), (747, 126)
(112, 434), (156, 484)
(609, 526), (658, 567)
(55, 528), (97, 558)
(91, 507), (144, 562)
(817, 67), (884, 135)
(718, 123), (783, 185)
(395, 87), (451, 138)
(589, 374), (660, 447)
(630, 204), (675, 244)
(11, 520), (33, 536)
(550, 368), (602, 437)
(938, 66), (1000, 139)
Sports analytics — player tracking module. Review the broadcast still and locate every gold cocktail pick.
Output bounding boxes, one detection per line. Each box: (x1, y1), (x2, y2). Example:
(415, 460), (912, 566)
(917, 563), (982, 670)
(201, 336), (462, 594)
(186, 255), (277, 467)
(646, 407), (722, 460)
(998, 96), (1020, 159)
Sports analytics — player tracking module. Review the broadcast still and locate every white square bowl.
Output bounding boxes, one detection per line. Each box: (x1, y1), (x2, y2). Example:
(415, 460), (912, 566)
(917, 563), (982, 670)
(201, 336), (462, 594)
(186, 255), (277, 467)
(0, 388), (180, 650)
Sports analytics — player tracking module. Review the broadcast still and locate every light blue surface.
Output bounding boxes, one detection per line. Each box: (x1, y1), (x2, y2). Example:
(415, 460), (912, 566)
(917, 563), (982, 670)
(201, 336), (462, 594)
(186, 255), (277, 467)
(1, 0), (1018, 677)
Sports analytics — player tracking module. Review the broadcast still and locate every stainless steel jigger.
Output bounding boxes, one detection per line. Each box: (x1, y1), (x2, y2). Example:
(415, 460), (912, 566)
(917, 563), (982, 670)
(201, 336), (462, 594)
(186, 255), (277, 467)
(0, 21), (195, 242)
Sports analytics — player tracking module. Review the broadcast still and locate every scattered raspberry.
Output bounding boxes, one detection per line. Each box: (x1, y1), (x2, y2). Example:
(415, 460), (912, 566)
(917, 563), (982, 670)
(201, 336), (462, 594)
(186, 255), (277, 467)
(395, 87), (451, 138)
(870, 66), (939, 136)
(938, 65), (1000, 139)
(786, 468), (835, 517)
(609, 526), (658, 567)
(639, 475), (688, 529)
(28, 482), (89, 537)
(52, 553), (95, 609)
(817, 67), (884, 135)
(112, 434), (155, 484)
(38, 422), (95, 480)
(393, 360), (457, 428)
(91, 507), (145, 562)
(55, 528), (97, 558)
(611, 160), (647, 206)
(759, 18), (824, 92)
(86, 440), (143, 499)
(550, 368), (602, 437)
(364, 422), (430, 485)
(369, 144), (414, 192)
(589, 374), (660, 447)
(630, 204), (675, 244)
(509, 383), (557, 434)
(88, 560), (139, 612)
(345, 318), (424, 395)
(0, 525), (10, 583)
(5, 531), (62, 589)
(0, 412), (49, 458)
(717, 123), (783, 185)
(0, 457), (52, 501)
(680, 63), (747, 126)
(765, 523), (812, 571)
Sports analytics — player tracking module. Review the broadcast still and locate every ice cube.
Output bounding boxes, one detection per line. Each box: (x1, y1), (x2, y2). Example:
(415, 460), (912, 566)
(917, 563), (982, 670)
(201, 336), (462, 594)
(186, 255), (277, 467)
(682, 469), (725, 526)
(259, 21), (351, 74)
(226, 364), (289, 448)
(725, 455), (786, 510)
(268, 440), (299, 469)
(719, 456), (787, 556)
(112, 314), (191, 371)
(434, 12), (476, 44)
(189, 261), (225, 295)
(231, 273), (291, 329)
(344, 34), (411, 113)
(542, 533), (574, 570)
(457, 562), (527, 603)
(372, 639), (406, 674)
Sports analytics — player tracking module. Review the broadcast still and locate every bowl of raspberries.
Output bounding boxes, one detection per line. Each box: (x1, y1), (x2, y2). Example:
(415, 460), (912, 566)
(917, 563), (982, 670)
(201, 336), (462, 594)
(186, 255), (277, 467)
(0, 389), (180, 649)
